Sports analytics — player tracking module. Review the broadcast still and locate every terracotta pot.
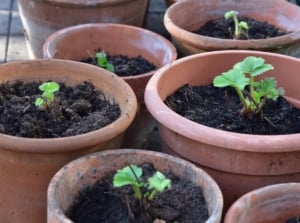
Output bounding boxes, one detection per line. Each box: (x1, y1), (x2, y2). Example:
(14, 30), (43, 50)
(17, 0), (149, 58)
(43, 23), (177, 149)
(47, 149), (223, 222)
(0, 59), (137, 223)
(165, 0), (178, 6)
(164, 0), (300, 56)
(144, 50), (300, 212)
(224, 183), (300, 223)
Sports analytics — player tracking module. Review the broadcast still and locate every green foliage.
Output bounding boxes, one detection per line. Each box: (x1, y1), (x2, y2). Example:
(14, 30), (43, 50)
(213, 56), (284, 115)
(35, 81), (60, 109)
(224, 10), (249, 39)
(113, 164), (171, 201)
(95, 51), (115, 72)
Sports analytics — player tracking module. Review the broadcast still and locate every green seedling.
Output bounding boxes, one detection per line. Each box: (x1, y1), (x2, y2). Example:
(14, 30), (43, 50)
(224, 10), (249, 39)
(35, 81), (60, 109)
(213, 56), (284, 115)
(95, 51), (115, 72)
(113, 164), (171, 201)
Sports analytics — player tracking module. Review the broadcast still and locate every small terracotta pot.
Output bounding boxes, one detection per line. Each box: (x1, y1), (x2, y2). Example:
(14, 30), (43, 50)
(43, 23), (177, 149)
(47, 149), (223, 223)
(0, 59), (137, 223)
(144, 50), (300, 212)
(224, 183), (300, 223)
(164, 0), (300, 56)
(18, 0), (149, 58)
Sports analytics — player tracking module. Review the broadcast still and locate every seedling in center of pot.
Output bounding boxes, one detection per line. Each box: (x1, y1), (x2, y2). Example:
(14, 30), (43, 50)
(35, 81), (60, 110)
(95, 51), (115, 73)
(224, 10), (249, 39)
(213, 56), (284, 116)
(113, 164), (171, 221)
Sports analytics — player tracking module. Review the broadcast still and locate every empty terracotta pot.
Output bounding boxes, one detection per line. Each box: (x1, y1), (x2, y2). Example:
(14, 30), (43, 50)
(47, 149), (223, 223)
(18, 0), (149, 58)
(144, 50), (300, 212)
(164, 0), (300, 56)
(43, 23), (177, 149)
(224, 183), (300, 223)
(0, 59), (137, 223)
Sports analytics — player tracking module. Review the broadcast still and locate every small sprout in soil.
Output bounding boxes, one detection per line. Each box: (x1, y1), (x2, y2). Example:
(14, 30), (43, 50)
(113, 165), (171, 221)
(113, 165), (171, 201)
(35, 81), (60, 109)
(224, 10), (249, 39)
(95, 51), (115, 73)
(213, 56), (284, 116)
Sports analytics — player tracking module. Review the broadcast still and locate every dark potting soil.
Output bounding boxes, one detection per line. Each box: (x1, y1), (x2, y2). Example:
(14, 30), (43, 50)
(287, 216), (300, 223)
(0, 81), (120, 138)
(67, 163), (209, 223)
(194, 17), (287, 39)
(82, 54), (157, 77)
(165, 84), (300, 135)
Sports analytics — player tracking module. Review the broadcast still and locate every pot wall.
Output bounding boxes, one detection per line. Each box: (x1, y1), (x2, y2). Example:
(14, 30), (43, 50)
(0, 59), (137, 223)
(18, 0), (148, 58)
(144, 50), (300, 211)
(47, 149), (223, 223)
(224, 183), (300, 223)
(164, 0), (300, 56)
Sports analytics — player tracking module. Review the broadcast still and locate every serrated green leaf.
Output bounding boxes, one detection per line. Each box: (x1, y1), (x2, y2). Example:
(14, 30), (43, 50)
(148, 171), (171, 192)
(257, 77), (284, 100)
(113, 165), (142, 187)
(213, 68), (249, 91)
(234, 56), (273, 77)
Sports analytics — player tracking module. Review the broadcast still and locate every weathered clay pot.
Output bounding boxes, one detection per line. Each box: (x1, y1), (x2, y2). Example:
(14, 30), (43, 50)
(164, 0), (300, 56)
(18, 0), (149, 58)
(0, 59), (137, 223)
(47, 149), (223, 222)
(144, 50), (300, 211)
(224, 183), (300, 223)
(43, 23), (177, 149)
(165, 0), (178, 6)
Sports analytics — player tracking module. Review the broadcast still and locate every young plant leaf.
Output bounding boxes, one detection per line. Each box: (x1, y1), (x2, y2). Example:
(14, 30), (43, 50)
(213, 68), (249, 91)
(113, 165), (143, 187)
(234, 56), (274, 77)
(147, 171), (171, 192)
(257, 77), (284, 100)
(95, 51), (115, 73)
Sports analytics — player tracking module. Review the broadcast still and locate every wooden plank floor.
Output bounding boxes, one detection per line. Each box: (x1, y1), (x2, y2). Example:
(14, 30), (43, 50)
(1, 0), (169, 63)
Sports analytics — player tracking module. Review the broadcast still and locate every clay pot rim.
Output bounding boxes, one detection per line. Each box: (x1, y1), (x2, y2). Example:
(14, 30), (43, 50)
(224, 182), (300, 222)
(0, 59), (137, 153)
(164, 0), (300, 51)
(43, 23), (177, 80)
(36, 0), (136, 8)
(47, 148), (224, 223)
(144, 50), (300, 153)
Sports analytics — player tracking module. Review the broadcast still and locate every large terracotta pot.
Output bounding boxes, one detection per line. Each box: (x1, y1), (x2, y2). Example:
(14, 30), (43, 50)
(164, 0), (300, 56)
(0, 59), (137, 223)
(18, 0), (149, 58)
(47, 149), (223, 223)
(224, 183), (300, 223)
(144, 50), (300, 211)
(43, 23), (177, 149)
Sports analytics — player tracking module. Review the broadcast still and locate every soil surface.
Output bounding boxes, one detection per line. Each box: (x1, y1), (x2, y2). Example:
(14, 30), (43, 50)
(0, 81), (120, 138)
(82, 54), (157, 77)
(287, 216), (300, 223)
(165, 84), (300, 135)
(194, 17), (287, 39)
(67, 163), (209, 223)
